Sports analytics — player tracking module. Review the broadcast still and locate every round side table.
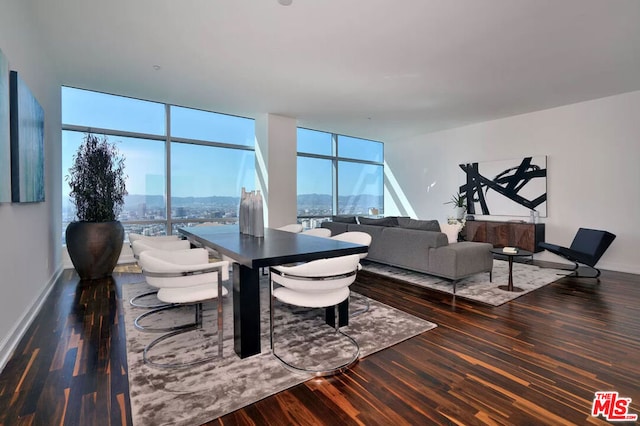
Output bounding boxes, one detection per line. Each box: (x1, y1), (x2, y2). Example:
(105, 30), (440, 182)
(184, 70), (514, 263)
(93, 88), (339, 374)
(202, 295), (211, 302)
(490, 248), (533, 292)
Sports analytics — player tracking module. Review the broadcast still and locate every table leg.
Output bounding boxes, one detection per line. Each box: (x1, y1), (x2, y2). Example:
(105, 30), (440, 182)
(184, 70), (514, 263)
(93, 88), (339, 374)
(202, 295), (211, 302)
(498, 255), (524, 292)
(233, 264), (261, 358)
(325, 299), (349, 328)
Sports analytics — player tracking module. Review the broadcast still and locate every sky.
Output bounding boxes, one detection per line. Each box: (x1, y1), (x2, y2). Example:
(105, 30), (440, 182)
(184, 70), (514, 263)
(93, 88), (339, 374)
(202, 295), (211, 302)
(61, 87), (383, 199)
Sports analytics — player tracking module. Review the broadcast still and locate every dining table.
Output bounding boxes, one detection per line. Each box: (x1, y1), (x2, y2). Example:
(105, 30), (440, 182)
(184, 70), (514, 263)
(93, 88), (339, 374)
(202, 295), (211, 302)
(178, 225), (369, 359)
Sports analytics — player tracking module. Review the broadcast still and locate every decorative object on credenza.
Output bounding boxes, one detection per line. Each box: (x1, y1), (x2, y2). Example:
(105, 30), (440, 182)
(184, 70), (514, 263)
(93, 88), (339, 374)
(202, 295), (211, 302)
(65, 133), (127, 280)
(9, 70), (45, 202)
(0, 48), (11, 203)
(444, 192), (467, 220)
(459, 155), (547, 217)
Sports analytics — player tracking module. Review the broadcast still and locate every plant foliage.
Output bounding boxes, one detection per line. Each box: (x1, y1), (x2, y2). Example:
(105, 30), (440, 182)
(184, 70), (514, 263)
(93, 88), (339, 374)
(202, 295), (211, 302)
(66, 133), (127, 222)
(444, 192), (466, 208)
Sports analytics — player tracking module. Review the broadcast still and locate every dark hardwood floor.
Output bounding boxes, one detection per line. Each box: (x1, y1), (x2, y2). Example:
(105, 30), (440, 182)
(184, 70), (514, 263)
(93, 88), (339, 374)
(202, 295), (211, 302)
(1, 263), (638, 425)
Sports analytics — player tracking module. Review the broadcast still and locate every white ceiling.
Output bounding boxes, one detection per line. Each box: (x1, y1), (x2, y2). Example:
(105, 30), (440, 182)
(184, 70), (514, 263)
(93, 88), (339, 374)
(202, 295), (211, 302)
(28, 0), (640, 142)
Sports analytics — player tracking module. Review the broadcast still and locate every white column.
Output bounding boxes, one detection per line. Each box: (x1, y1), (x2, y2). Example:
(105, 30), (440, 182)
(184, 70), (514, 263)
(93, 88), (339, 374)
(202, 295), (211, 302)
(254, 114), (297, 228)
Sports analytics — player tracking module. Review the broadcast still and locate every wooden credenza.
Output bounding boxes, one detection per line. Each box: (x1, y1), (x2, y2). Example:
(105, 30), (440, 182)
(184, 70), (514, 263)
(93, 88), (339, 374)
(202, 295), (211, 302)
(465, 220), (545, 252)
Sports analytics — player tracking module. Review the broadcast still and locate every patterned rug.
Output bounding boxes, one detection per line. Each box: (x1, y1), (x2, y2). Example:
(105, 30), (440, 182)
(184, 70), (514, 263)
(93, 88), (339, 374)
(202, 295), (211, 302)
(122, 275), (437, 426)
(361, 259), (571, 306)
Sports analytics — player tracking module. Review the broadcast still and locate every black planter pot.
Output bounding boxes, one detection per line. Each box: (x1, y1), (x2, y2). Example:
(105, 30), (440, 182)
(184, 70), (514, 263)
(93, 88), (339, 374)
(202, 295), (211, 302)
(66, 221), (125, 280)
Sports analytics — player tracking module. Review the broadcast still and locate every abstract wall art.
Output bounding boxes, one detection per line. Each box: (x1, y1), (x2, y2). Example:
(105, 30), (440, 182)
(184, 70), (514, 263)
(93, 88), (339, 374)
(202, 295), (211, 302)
(10, 70), (45, 203)
(459, 155), (547, 217)
(0, 48), (10, 203)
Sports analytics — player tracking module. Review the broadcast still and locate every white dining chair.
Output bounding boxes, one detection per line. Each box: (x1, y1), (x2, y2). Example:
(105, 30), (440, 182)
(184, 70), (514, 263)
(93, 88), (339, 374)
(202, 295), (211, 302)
(269, 254), (361, 376)
(137, 248), (229, 369)
(277, 224), (303, 233)
(129, 238), (192, 309)
(301, 228), (332, 238)
(330, 231), (372, 317)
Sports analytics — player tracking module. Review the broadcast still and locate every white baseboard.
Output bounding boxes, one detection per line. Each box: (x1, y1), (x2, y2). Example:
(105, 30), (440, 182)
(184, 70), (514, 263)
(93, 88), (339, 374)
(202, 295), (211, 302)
(0, 266), (63, 372)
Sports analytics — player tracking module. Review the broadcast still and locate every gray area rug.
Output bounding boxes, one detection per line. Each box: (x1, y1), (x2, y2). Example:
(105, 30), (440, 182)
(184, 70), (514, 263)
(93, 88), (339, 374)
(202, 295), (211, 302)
(122, 275), (437, 426)
(362, 259), (570, 306)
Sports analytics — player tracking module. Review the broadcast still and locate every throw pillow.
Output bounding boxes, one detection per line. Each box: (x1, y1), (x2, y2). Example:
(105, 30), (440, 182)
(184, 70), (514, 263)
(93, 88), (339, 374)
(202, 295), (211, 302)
(357, 216), (399, 227)
(332, 215), (357, 224)
(400, 218), (441, 232)
(440, 222), (462, 244)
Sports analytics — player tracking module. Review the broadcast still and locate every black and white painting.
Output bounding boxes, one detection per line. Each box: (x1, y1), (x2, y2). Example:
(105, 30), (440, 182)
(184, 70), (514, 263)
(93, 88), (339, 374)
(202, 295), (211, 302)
(459, 155), (547, 217)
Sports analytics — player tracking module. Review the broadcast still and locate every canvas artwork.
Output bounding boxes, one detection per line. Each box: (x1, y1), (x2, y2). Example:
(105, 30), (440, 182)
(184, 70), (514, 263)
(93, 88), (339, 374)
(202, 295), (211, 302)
(10, 70), (45, 203)
(459, 155), (547, 217)
(0, 48), (10, 203)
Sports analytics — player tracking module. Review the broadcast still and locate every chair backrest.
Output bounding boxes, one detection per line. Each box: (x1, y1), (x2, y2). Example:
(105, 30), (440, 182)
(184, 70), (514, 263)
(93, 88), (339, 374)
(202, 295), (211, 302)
(131, 239), (190, 258)
(277, 224), (303, 233)
(302, 228), (332, 238)
(331, 231), (372, 259)
(139, 248), (229, 288)
(272, 254), (361, 292)
(569, 228), (616, 264)
(128, 233), (179, 243)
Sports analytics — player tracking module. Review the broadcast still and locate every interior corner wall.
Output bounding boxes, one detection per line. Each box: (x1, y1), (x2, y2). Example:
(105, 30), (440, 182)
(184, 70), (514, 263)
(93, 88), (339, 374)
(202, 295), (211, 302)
(385, 90), (640, 275)
(255, 113), (298, 228)
(0, 0), (62, 369)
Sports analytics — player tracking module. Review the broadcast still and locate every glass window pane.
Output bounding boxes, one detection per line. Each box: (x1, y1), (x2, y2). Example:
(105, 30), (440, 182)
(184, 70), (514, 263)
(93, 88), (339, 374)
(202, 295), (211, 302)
(171, 106), (254, 146)
(171, 142), (255, 221)
(62, 130), (167, 242)
(337, 135), (383, 162)
(123, 223), (170, 241)
(297, 128), (332, 156)
(61, 87), (165, 135)
(337, 162), (383, 215)
(297, 157), (333, 220)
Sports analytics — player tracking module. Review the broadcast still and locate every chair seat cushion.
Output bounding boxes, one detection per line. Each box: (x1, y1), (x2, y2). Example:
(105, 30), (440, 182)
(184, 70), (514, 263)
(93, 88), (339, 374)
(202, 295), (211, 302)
(157, 283), (228, 304)
(273, 286), (349, 308)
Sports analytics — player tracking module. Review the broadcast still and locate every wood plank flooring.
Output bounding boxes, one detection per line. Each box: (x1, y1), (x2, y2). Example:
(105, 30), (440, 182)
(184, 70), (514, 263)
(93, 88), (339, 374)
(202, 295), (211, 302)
(0, 263), (638, 425)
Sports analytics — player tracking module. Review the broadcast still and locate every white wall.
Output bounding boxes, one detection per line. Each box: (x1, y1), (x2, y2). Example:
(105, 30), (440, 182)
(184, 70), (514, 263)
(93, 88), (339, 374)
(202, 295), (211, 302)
(385, 90), (640, 274)
(0, 0), (62, 369)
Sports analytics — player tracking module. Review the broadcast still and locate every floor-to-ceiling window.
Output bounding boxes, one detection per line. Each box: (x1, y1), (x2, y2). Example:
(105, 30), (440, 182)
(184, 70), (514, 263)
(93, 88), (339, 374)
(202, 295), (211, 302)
(296, 128), (384, 228)
(61, 87), (255, 243)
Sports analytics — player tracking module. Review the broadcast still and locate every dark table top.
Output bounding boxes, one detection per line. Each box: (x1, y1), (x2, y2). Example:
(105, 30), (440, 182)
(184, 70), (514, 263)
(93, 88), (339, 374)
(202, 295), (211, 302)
(490, 247), (534, 257)
(179, 225), (369, 269)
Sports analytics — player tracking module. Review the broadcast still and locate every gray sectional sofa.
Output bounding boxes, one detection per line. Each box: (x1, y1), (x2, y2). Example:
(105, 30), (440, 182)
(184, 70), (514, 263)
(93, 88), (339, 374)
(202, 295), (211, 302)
(321, 216), (493, 290)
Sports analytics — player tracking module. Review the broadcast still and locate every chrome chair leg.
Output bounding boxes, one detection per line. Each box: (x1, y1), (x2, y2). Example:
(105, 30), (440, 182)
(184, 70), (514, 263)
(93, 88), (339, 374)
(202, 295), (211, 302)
(130, 290), (172, 309)
(270, 300), (360, 377)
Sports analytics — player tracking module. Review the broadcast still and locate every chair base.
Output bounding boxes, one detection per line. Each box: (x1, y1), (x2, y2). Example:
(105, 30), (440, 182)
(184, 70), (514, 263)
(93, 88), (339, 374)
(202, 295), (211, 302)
(270, 299), (360, 377)
(130, 290), (172, 309)
(134, 304), (200, 333)
(349, 292), (370, 318)
(143, 302), (224, 369)
(271, 328), (360, 377)
(562, 262), (602, 279)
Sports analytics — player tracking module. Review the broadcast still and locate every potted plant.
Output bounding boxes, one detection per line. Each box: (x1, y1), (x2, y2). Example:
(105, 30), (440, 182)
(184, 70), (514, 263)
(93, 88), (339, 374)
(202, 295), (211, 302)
(65, 133), (127, 280)
(445, 192), (467, 220)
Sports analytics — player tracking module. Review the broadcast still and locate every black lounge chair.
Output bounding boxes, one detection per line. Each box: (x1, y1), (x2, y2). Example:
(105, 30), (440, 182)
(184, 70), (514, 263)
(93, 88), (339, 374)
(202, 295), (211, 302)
(538, 228), (616, 278)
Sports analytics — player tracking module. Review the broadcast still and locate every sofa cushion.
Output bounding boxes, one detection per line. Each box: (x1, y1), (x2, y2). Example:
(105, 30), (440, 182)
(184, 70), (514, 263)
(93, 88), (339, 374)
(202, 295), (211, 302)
(440, 222), (462, 243)
(357, 216), (399, 227)
(332, 215), (357, 224)
(345, 224), (387, 260)
(428, 241), (493, 280)
(321, 221), (349, 235)
(399, 218), (440, 232)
